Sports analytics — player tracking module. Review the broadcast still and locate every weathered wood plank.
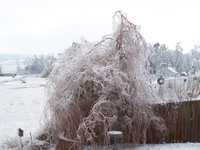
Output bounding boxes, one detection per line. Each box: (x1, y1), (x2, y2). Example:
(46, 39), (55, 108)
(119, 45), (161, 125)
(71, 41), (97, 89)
(150, 100), (200, 143)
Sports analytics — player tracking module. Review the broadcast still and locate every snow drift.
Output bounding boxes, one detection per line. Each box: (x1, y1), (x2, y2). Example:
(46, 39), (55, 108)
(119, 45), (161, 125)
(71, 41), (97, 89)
(46, 11), (167, 149)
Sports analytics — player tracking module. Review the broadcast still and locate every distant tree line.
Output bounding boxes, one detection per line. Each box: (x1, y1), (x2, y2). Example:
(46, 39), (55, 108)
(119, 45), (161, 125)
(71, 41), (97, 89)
(149, 43), (200, 77)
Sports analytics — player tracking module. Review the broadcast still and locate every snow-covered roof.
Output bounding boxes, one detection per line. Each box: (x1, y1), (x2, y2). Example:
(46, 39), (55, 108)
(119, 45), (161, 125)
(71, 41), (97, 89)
(167, 67), (178, 74)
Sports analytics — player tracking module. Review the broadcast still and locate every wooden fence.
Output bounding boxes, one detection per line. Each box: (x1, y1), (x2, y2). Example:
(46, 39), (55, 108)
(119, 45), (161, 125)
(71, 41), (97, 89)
(148, 100), (200, 143)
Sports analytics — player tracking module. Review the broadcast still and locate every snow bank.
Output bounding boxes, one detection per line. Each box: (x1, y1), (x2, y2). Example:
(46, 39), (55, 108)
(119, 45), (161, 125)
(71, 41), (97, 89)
(135, 143), (200, 150)
(0, 76), (47, 144)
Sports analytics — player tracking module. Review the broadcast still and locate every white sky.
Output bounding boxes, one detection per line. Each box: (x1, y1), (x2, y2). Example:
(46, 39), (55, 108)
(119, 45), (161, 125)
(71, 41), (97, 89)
(0, 0), (200, 54)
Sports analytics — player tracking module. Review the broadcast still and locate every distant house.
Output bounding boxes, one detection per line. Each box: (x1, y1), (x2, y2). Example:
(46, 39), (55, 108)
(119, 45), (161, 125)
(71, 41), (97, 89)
(157, 63), (178, 77)
(167, 67), (178, 76)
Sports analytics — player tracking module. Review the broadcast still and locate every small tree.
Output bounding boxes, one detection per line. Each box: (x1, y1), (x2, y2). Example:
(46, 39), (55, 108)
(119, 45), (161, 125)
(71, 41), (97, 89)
(41, 55), (56, 78)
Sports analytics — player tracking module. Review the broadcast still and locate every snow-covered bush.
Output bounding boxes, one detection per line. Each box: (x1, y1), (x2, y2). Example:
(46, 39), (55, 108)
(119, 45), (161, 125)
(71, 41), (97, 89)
(46, 11), (167, 149)
(41, 55), (56, 78)
(24, 55), (55, 76)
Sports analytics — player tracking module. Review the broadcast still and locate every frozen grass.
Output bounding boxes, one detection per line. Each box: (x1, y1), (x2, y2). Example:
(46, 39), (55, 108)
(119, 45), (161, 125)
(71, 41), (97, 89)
(0, 137), (19, 150)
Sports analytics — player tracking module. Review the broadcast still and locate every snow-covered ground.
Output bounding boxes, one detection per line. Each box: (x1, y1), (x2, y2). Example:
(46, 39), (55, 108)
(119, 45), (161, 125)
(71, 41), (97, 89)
(0, 76), (47, 144)
(84, 143), (200, 150)
(134, 143), (200, 150)
(1, 75), (200, 150)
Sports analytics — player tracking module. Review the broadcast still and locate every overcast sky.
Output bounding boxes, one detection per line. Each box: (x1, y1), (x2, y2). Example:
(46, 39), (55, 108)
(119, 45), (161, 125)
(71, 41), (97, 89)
(0, 0), (200, 54)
